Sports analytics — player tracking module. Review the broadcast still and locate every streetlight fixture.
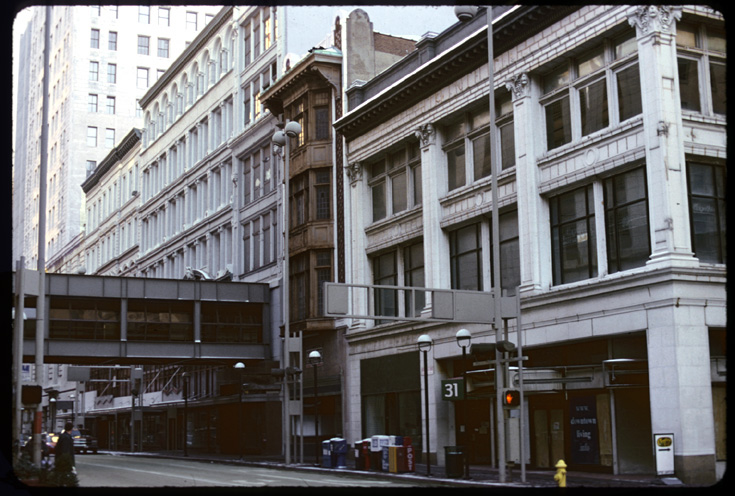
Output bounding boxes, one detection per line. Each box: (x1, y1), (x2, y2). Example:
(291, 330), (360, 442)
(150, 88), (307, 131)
(273, 119), (303, 465)
(234, 362), (245, 460)
(182, 372), (190, 457)
(308, 350), (322, 466)
(456, 329), (472, 479)
(454, 5), (508, 483)
(49, 397), (56, 434)
(417, 334), (433, 476)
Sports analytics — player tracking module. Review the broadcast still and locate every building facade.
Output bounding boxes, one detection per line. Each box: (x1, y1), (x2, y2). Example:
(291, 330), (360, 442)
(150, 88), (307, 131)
(13, 5), (222, 271)
(334, 5), (725, 485)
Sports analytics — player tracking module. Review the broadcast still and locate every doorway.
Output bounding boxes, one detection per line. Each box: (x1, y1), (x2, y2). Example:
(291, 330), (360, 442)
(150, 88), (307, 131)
(532, 406), (565, 469)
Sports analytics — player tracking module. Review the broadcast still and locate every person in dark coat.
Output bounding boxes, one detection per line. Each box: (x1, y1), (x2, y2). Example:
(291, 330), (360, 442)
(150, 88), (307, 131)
(55, 422), (75, 473)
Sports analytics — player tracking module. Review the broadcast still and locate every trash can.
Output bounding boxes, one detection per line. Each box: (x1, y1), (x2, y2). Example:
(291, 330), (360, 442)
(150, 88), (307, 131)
(322, 440), (333, 468)
(444, 446), (465, 478)
(331, 438), (347, 468)
(354, 441), (364, 470)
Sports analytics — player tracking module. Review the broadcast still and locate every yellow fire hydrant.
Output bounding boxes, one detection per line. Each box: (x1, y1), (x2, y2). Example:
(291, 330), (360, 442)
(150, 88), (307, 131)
(554, 459), (567, 487)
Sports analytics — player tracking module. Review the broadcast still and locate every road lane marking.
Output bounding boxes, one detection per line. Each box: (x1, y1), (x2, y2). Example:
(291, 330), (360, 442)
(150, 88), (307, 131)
(78, 462), (247, 486)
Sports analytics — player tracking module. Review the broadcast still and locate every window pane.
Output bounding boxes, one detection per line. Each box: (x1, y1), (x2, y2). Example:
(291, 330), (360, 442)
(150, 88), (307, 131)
(676, 23), (698, 48)
(412, 164), (422, 206)
(372, 181), (386, 222)
(579, 79), (609, 136)
(551, 186), (597, 285)
(677, 58), (700, 111)
(710, 62), (726, 115)
(688, 162), (726, 263)
(391, 171), (407, 214)
(472, 133), (491, 180)
(614, 32), (637, 59)
(617, 64), (642, 121)
(447, 145), (466, 191)
(545, 96), (571, 150)
(451, 224), (482, 291)
(316, 185), (330, 219)
(315, 107), (329, 140)
(543, 64), (570, 94)
(707, 29), (726, 53)
(500, 121), (515, 170)
(605, 167), (650, 273)
(576, 47), (604, 79)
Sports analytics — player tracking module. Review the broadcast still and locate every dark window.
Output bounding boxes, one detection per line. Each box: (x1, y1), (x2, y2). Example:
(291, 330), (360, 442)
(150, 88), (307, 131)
(687, 162), (726, 263)
(316, 251), (332, 317)
(710, 61), (726, 115)
(604, 167), (650, 273)
(127, 299), (193, 342)
(494, 210), (521, 295)
(678, 57), (700, 111)
(403, 242), (425, 317)
(49, 297), (120, 340)
(373, 251), (397, 322)
(450, 223), (483, 291)
(545, 96), (572, 150)
(616, 64), (642, 121)
(201, 302), (262, 343)
(579, 79), (609, 136)
(291, 253), (308, 321)
(315, 169), (331, 220)
(315, 107), (330, 140)
(551, 185), (597, 285)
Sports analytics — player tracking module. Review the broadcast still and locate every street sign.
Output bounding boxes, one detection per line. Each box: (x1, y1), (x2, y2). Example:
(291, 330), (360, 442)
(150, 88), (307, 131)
(441, 378), (465, 401)
(654, 433), (675, 475)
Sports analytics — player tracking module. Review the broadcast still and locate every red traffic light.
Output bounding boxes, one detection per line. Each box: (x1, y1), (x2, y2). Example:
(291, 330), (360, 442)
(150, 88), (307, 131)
(503, 389), (520, 407)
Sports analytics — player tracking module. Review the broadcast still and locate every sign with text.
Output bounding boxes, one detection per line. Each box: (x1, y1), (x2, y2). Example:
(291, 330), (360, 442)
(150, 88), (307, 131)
(441, 378), (465, 401)
(569, 396), (599, 465)
(654, 433), (675, 475)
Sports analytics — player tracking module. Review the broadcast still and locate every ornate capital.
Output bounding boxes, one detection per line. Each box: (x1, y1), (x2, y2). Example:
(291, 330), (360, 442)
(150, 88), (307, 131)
(345, 162), (362, 183)
(628, 6), (682, 36)
(414, 123), (435, 148)
(505, 72), (530, 100)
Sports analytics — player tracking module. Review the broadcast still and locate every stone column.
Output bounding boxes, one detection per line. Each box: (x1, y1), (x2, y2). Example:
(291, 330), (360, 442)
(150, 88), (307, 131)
(345, 161), (367, 330)
(506, 72), (549, 295)
(628, 6), (696, 267)
(416, 124), (450, 295)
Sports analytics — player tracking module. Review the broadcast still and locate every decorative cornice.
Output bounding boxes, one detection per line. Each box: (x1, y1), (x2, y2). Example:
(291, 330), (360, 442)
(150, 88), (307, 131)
(505, 72), (529, 100)
(628, 6), (682, 36)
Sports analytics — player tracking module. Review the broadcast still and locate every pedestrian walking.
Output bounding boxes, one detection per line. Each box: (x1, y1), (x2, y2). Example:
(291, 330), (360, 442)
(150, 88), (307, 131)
(55, 422), (76, 475)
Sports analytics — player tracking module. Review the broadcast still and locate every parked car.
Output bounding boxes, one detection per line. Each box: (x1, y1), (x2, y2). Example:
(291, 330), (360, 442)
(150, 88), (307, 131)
(72, 429), (98, 454)
(21, 433), (52, 458)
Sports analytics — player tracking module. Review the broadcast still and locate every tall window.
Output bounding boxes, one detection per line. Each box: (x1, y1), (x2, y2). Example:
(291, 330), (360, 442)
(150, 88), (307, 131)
(158, 38), (170, 58)
(90, 28), (100, 49)
(687, 161), (726, 263)
(138, 6), (150, 24)
(450, 223), (482, 291)
(291, 253), (308, 321)
(158, 7), (170, 26)
(88, 93), (98, 113)
(443, 105), (491, 192)
(253, 24), (261, 58)
(373, 251), (397, 321)
(495, 210), (521, 294)
(403, 242), (425, 317)
(551, 185), (597, 285)
(106, 96), (115, 114)
(107, 63), (116, 83)
(315, 169), (330, 220)
(542, 30), (641, 151)
(137, 67), (149, 88)
(138, 36), (150, 56)
(105, 128), (115, 148)
(87, 126), (97, 147)
(243, 27), (251, 67)
(315, 250), (332, 317)
(368, 141), (421, 223)
(497, 93), (516, 171)
(263, 13), (271, 51)
(186, 11), (197, 30)
(89, 61), (99, 81)
(604, 166), (650, 273)
(676, 21), (726, 116)
(108, 31), (117, 51)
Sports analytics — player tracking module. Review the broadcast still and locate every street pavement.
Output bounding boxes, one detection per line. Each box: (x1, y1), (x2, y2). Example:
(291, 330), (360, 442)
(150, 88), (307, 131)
(104, 449), (686, 489)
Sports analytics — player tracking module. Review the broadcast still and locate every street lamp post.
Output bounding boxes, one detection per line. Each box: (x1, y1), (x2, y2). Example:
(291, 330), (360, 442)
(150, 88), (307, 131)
(182, 372), (189, 457)
(49, 398), (56, 434)
(308, 350), (322, 466)
(234, 362), (245, 460)
(454, 5), (507, 483)
(273, 120), (303, 465)
(417, 334), (433, 477)
(456, 329), (472, 479)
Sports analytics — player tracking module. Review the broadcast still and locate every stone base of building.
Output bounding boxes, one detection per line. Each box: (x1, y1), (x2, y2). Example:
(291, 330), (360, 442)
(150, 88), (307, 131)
(675, 454), (717, 486)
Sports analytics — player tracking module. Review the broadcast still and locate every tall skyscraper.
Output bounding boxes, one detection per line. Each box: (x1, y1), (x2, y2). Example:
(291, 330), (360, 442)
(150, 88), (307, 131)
(12, 5), (222, 271)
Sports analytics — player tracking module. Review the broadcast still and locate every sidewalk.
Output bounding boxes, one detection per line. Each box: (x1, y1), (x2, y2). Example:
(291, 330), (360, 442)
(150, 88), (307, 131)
(108, 449), (679, 488)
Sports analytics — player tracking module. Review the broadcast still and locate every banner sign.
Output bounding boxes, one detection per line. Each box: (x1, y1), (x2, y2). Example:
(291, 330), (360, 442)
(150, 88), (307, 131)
(569, 396), (599, 465)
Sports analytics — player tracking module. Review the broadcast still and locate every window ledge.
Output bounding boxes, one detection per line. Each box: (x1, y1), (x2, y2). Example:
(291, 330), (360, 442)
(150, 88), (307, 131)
(365, 205), (423, 235)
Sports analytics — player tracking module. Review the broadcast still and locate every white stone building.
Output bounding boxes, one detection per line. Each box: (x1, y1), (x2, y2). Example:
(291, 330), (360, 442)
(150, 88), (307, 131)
(13, 5), (222, 272)
(334, 5), (725, 485)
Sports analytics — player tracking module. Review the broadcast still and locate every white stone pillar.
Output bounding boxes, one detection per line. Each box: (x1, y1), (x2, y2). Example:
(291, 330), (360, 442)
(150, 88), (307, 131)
(416, 124), (450, 293)
(345, 162), (367, 330)
(646, 304), (716, 484)
(507, 72), (549, 295)
(628, 6), (696, 267)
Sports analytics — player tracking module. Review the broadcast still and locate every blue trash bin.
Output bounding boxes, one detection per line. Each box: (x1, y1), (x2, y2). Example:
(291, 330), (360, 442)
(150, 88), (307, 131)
(331, 438), (347, 468)
(322, 440), (332, 468)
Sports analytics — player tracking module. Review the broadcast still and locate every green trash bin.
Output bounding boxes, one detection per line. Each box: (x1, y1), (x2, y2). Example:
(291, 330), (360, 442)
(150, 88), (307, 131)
(444, 446), (464, 478)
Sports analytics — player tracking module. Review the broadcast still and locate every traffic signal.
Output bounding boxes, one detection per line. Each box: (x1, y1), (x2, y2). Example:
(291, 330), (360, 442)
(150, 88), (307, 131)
(471, 341), (516, 361)
(503, 389), (521, 407)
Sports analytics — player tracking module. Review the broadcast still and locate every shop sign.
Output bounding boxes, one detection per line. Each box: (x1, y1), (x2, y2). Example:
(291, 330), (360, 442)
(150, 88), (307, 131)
(569, 396), (599, 465)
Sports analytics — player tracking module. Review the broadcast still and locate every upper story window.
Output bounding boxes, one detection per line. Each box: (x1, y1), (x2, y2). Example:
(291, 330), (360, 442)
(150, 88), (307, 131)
(542, 30), (641, 152)
(551, 184), (597, 285)
(444, 106), (491, 191)
(90, 29), (100, 49)
(108, 31), (117, 51)
(138, 35), (150, 56)
(686, 161), (726, 264)
(138, 6), (150, 24)
(186, 11), (198, 30)
(89, 61), (99, 81)
(158, 7), (170, 26)
(368, 141), (421, 223)
(263, 13), (271, 51)
(676, 21), (726, 116)
(158, 38), (170, 58)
